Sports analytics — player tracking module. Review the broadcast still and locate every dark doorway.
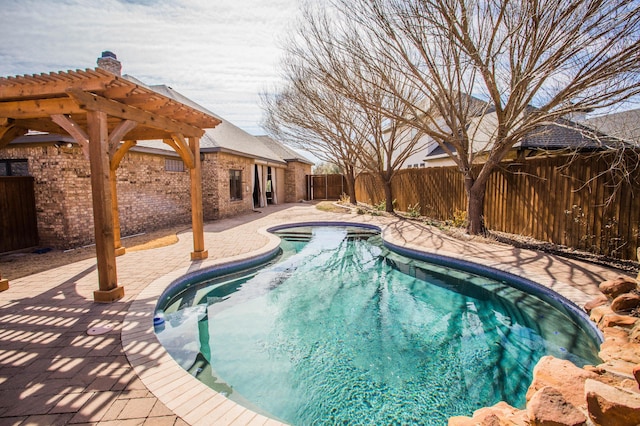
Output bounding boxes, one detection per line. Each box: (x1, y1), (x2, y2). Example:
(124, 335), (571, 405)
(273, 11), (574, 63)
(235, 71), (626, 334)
(0, 176), (38, 253)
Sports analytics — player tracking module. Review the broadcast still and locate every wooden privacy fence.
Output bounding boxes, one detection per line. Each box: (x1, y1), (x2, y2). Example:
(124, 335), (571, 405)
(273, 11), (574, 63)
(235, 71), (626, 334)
(307, 174), (347, 200)
(0, 176), (38, 253)
(355, 154), (640, 260)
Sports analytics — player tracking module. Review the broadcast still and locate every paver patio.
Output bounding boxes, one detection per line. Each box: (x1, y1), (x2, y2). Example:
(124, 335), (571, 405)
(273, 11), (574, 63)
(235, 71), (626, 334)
(0, 203), (623, 425)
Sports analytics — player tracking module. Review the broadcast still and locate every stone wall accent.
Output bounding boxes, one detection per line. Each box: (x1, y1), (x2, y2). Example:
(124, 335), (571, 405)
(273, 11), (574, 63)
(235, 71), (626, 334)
(202, 152), (253, 220)
(285, 160), (311, 202)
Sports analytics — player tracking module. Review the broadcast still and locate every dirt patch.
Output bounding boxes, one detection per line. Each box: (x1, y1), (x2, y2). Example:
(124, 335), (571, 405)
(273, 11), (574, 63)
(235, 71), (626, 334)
(0, 226), (187, 280)
(315, 201), (352, 213)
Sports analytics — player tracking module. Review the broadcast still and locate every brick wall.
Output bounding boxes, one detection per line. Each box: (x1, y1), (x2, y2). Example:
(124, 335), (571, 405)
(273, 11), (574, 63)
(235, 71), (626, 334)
(2, 142), (310, 249)
(202, 152), (254, 219)
(115, 150), (192, 237)
(0, 144), (93, 248)
(1, 144), (193, 249)
(285, 161), (312, 202)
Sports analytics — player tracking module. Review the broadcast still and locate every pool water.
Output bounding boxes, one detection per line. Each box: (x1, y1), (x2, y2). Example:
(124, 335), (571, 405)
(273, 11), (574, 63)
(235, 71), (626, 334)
(155, 226), (600, 425)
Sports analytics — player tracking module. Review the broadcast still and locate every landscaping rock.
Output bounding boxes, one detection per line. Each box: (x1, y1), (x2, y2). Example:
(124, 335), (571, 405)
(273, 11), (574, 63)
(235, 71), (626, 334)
(599, 341), (640, 364)
(611, 293), (640, 313)
(590, 305), (614, 325)
(527, 386), (587, 426)
(599, 276), (638, 299)
(630, 323), (640, 342)
(601, 314), (638, 328)
(584, 294), (609, 313)
(585, 378), (640, 426)
(526, 356), (598, 408)
(598, 359), (638, 378)
(620, 378), (640, 392)
(633, 365), (640, 389)
(448, 401), (528, 426)
(603, 326), (632, 342)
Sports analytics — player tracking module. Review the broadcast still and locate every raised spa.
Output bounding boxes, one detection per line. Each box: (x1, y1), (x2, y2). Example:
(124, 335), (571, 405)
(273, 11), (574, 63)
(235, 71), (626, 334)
(154, 224), (601, 425)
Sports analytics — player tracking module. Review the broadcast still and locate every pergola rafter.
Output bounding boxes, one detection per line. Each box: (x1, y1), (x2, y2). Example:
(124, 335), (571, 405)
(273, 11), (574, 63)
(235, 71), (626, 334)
(0, 67), (221, 302)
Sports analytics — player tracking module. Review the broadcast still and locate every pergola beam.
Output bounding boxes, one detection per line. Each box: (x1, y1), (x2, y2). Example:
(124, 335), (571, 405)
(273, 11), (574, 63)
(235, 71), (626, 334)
(0, 122), (27, 150)
(67, 89), (205, 138)
(108, 120), (137, 154)
(163, 133), (194, 169)
(0, 98), (84, 118)
(0, 72), (115, 99)
(51, 114), (89, 159)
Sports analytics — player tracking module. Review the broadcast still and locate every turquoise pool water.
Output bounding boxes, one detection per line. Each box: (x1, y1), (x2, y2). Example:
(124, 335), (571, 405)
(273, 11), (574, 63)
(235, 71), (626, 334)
(155, 225), (600, 425)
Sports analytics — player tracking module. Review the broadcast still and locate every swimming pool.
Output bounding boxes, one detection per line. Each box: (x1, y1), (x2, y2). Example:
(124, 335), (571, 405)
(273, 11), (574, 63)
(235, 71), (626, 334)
(154, 224), (601, 424)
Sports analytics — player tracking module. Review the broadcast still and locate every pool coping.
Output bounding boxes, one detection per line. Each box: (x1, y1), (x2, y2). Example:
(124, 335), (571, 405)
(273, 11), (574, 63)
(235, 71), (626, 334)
(122, 220), (601, 425)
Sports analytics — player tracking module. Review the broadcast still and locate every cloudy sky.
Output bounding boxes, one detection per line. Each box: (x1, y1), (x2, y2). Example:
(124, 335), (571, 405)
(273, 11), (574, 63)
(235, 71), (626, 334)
(0, 0), (301, 135)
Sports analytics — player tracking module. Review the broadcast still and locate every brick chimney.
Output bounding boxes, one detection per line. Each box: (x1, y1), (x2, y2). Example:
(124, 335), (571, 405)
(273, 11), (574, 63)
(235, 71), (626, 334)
(97, 51), (122, 76)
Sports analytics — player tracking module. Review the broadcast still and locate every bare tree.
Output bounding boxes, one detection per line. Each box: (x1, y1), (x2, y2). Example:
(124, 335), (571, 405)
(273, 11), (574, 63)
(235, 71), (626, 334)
(332, 0), (640, 234)
(267, 3), (427, 212)
(262, 61), (365, 204)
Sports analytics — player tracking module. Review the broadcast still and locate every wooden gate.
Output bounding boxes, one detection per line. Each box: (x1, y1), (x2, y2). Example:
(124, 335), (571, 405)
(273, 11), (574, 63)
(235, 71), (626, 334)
(0, 177), (38, 253)
(306, 174), (346, 200)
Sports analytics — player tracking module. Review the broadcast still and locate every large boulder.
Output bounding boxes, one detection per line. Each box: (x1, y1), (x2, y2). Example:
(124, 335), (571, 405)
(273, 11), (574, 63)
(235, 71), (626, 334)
(585, 379), (640, 426)
(527, 356), (598, 408)
(610, 293), (640, 313)
(527, 386), (587, 426)
(599, 276), (638, 299)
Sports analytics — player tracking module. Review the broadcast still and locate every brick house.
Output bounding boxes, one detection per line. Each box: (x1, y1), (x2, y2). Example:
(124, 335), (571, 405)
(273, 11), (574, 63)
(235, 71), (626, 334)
(0, 61), (311, 252)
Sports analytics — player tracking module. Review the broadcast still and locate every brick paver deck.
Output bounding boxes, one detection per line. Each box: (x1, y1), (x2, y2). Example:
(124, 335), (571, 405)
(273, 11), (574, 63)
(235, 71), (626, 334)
(0, 203), (623, 425)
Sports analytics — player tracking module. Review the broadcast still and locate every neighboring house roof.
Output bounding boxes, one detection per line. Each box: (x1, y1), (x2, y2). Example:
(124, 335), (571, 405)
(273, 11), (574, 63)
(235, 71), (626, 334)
(518, 118), (616, 150)
(423, 113), (620, 162)
(584, 109), (640, 145)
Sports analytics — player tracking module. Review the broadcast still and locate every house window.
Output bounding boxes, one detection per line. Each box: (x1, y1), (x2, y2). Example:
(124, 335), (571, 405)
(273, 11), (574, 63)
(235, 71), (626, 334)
(229, 169), (242, 201)
(0, 159), (29, 176)
(165, 158), (185, 172)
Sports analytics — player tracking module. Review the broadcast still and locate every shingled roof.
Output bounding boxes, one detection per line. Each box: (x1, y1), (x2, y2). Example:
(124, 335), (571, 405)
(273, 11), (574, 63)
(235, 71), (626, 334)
(584, 109), (640, 145)
(132, 84), (310, 165)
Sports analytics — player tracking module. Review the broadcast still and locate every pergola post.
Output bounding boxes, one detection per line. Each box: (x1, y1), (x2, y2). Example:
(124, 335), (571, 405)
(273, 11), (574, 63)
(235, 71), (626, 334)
(110, 138), (137, 257)
(87, 110), (124, 302)
(110, 170), (125, 256)
(0, 270), (8, 292)
(189, 136), (208, 260)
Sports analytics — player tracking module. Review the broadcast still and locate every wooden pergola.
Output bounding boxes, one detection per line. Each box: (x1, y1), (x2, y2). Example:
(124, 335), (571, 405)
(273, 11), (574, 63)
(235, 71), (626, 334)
(0, 67), (221, 302)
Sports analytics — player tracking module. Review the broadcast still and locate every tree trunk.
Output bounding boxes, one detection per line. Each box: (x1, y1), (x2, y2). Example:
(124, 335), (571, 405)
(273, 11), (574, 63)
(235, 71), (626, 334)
(383, 181), (394, 213)
(345, 169), (357, 205)
(465, 175), (487, 235)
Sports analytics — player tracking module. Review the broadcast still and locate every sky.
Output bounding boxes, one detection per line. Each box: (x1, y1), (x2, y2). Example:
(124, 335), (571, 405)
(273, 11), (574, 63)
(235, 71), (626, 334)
(0, 0), (302, 136)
